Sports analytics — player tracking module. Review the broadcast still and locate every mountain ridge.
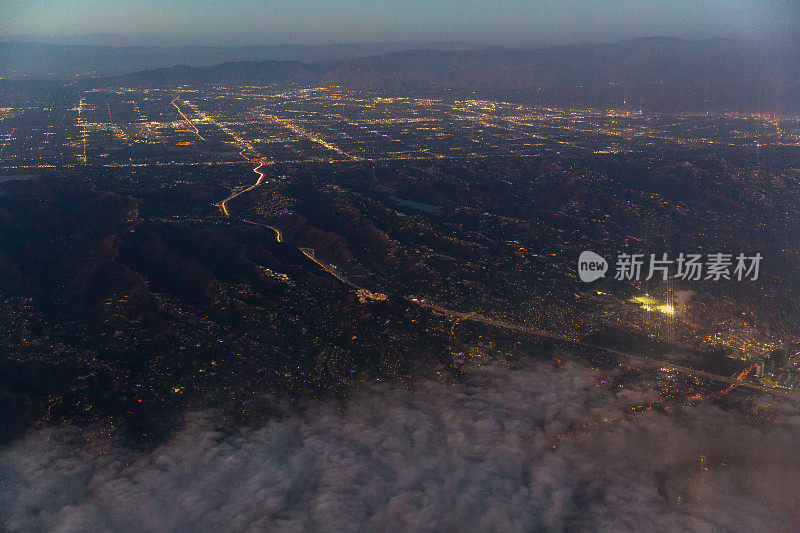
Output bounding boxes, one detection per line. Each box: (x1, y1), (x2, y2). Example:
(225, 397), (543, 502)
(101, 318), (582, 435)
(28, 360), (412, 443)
(94, 38), (798, 112)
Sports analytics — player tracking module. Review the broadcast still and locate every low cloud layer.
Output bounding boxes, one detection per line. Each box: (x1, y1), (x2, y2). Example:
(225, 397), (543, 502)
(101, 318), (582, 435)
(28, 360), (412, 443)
(2, 362), (799, 532)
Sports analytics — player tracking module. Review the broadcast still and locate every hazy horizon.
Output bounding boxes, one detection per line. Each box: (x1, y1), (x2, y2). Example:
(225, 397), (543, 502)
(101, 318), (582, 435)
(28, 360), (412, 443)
(1, 1), (796, 48)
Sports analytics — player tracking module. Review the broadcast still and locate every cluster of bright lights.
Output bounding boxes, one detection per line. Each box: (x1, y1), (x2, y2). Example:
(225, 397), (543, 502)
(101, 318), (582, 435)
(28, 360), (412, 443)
(641, 303), (675, 315)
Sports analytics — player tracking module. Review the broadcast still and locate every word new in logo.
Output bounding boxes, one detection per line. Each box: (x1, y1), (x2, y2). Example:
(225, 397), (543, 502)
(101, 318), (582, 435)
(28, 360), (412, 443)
(578, 251), (609, 282)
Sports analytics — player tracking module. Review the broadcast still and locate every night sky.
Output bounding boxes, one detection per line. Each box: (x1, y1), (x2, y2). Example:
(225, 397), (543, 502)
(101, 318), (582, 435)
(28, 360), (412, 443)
(1, 0), (796, 47)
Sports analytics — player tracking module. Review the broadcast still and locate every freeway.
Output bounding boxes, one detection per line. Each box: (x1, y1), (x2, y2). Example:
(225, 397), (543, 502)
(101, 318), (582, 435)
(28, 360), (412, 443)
(259, 112), (358, 161)
(298, 247), (358, 287)
(411, 299), (800, 401)
(171, 96), (207, 141)
(253, 161), (268, 185)
(218, 160), (273, 216)
(241, 217), (283, 243)
(77, 98), (88, 163)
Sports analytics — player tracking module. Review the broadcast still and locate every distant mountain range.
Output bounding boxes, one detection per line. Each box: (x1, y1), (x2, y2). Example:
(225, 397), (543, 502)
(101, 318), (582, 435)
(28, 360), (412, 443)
(3, 38), (797, 112)
(101, 38), (799, 112)
(0, 41), (475, 78)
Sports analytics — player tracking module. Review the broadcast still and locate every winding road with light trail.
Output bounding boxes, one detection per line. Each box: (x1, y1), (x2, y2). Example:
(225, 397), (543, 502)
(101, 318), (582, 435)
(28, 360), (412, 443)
(217, 159), (285, 243)
(218, 160), (271, 216)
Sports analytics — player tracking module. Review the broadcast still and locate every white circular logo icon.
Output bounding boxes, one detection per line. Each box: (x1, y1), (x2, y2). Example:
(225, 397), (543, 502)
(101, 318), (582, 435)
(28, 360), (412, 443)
(578, 251), (608, 282)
